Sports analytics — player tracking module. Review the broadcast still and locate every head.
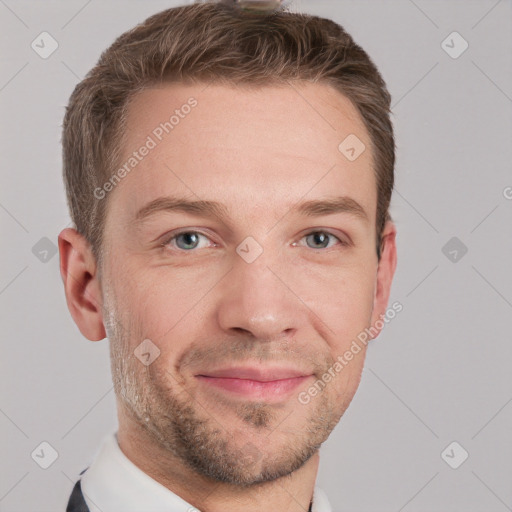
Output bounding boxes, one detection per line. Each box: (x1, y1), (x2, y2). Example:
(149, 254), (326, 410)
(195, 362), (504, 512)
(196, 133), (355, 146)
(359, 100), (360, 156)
(59, 2), (397, 488)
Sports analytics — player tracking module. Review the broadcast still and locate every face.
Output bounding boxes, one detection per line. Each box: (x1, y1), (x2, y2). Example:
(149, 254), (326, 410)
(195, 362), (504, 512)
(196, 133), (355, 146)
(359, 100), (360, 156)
(95, 81), (395, 486)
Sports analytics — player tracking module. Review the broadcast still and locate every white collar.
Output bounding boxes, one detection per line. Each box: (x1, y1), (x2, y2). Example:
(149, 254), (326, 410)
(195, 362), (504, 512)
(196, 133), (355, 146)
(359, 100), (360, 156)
(80, 430), (332, 512)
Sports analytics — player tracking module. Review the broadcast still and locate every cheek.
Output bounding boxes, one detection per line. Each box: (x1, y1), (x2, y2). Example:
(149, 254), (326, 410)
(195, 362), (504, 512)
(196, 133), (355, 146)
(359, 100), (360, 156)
(107, 244), (376, 358)
(111, 260), (219, 348)
(291, 260), (376, 347)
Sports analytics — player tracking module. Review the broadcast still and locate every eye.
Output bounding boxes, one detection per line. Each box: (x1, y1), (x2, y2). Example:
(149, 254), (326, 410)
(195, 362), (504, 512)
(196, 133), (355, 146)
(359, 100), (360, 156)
(160, 229), (347, 253)
(298, 231), (346, 250)
(162, 231), (213, 251)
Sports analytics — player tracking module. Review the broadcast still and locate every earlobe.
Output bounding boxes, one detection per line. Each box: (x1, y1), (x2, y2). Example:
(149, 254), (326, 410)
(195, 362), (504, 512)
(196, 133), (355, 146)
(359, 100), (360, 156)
(370, 221), (398, 338)
(58, 227), (107, 341)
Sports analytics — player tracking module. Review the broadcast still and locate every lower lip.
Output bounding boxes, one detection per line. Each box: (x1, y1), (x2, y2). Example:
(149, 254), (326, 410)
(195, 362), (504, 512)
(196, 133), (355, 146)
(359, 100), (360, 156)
(195, 375), (311, 401)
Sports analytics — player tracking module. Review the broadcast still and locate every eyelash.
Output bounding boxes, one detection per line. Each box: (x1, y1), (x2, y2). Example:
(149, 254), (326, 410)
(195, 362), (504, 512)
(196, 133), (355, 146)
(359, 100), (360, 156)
(160, 230), (348, 252)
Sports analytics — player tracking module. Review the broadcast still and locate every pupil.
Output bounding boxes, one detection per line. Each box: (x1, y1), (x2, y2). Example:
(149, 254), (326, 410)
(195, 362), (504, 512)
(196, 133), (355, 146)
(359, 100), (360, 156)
(313, 232), (328, 248)
(181, 233), (198, 248)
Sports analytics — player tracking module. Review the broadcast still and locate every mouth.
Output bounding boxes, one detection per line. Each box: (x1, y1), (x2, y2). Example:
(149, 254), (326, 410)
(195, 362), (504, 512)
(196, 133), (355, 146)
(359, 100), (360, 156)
(195, 366), (313, 401)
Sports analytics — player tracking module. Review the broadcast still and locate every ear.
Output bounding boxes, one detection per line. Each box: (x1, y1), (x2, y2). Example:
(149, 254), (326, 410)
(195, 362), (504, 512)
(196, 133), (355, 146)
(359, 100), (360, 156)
(369, 220), (398, 338)
(58, 227), (106, 341)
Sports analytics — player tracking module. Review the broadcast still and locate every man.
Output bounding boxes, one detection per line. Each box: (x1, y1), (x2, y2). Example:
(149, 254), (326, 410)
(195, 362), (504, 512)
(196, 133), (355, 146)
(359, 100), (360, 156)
(59, 1), (397, 511)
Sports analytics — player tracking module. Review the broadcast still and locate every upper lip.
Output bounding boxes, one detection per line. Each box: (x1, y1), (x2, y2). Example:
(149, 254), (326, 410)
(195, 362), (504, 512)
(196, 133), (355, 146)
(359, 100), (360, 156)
(196, 366), (312, 382)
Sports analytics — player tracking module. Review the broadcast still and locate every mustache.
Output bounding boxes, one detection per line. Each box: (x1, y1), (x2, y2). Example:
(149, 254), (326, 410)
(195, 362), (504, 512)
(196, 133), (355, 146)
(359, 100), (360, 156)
(176, 337), (333, 376)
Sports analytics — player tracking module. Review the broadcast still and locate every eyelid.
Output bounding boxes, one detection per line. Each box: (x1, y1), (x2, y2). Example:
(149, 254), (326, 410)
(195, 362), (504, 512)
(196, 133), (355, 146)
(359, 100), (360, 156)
(160, 229), (217, 250)
(294, 230), (349, 249)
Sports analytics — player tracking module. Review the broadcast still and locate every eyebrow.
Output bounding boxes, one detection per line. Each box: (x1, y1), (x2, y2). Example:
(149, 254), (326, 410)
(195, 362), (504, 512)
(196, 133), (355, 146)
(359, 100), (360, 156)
(295, 196), (368, 222)
(135, 197), (230, 224)
(134, 195), (369, 224)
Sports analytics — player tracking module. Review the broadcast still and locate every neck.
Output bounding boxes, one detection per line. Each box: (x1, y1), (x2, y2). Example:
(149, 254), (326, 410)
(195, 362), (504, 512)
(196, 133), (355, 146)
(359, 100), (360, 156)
(117, 414), (320, 512)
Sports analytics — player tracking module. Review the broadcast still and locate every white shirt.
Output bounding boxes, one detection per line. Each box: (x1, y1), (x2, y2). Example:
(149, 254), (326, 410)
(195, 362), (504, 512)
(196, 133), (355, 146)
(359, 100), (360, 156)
(81, 430), (332, 512)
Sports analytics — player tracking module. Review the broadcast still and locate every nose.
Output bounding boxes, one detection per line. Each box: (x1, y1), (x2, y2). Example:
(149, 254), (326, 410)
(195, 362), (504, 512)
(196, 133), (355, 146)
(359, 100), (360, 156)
(214, 245), (304, 342)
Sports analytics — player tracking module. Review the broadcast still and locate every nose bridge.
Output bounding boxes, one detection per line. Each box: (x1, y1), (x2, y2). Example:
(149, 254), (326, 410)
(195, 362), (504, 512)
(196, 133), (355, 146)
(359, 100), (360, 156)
(216, 239), (302, 339)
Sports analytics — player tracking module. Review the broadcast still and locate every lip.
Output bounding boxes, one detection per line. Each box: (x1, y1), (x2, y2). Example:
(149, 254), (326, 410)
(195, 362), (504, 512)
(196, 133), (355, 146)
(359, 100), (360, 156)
(196, 366), (310, 382)
(195, 366), (313, 401)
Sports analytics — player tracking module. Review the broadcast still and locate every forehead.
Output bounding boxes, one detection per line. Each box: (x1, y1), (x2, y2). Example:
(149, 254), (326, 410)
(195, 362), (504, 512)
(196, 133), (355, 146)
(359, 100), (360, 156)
(123, 81), (369, 160)
(107, 81), (376, 227)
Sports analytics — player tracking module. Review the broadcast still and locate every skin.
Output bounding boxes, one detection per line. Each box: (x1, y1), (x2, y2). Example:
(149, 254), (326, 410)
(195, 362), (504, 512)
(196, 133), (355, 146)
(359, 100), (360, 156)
(59, 81), (397, 512)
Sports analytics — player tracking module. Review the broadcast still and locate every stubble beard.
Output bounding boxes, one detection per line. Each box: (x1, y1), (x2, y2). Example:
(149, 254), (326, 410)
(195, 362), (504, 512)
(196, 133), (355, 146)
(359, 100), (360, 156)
(103, 285), (347, 487)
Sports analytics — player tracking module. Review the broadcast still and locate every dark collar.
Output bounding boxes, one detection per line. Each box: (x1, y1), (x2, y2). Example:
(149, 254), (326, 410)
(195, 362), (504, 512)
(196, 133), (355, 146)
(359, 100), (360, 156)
(67, 476), (315, 512)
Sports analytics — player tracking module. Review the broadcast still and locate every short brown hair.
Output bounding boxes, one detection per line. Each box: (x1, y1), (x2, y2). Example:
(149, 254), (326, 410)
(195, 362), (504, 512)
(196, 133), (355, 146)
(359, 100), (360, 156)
(62, 1), (394, 266)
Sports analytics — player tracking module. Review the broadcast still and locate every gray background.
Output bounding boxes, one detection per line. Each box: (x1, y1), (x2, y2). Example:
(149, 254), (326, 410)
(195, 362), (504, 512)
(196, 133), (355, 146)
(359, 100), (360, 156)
(1, 0), (511, 511)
